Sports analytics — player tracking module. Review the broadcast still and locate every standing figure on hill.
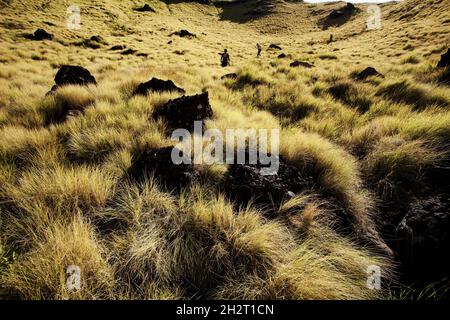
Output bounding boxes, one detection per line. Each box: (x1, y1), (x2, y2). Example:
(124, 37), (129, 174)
(220, 48), (230, 67)
(256, 43), (262, 57)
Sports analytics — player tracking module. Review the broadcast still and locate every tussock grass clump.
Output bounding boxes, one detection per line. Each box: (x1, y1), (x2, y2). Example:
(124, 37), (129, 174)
(0, 167), (115, 252)
(341, 116), (403, 158)
(40, 86), (96, 124)
(104, 182), (389, 299)
(1, 216), (114, 299)
(101, 149), (133, 179)
(0, 126), (57, 166)
(281, 130), (363, 204)
(376, 79), (450, 110)
(106, 182), (290, 296)
(278, 130), (389, 254)
(7, 166), (115, 213)
(401, 55), (421, 65)
(101, 180), (178, 274)
(343, 111), (450, 159)
(232, 65), (273, 89)
(66, 127), (132, 163)
(327, 81), (373, 113)
(248, 82), (321, 121)
(213, 224), (390, 300)
(399, 112), (450, 144)
(1, 165), (116, 252)
(363, 136), (441, 200)
(169, 189), (291, 296)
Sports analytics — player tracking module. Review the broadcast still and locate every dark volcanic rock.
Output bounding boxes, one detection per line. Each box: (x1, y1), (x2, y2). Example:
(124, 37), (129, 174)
(152, 92), (213, 132)
(46, 85), (59, 96)
(277, 53), (287, 59)
(322, 2), (359, 30)
(128, 146), (199, 191)
(78, 35), (107, 49)
(374, 154), (450, 283)
(31, 28), (53, 40)
(134, 4), (156, 12)
(220, 73), (238, 80)
(44, 65), (96, 122)
(90, 35), (103, 43)
(46, 65), (96, 96)
(170, 29), (196, 38)
(54, 65), (97, 87)
(335, 3), (357, 16)
(121, 48), (137, 55)
(437, 48), (450, 68)
(439, 68), (450, 84)
(268, 44), (282, 50)
(174, 50), (187, 55)
(110, 45), (126, 51)
(133, 78), (185, 96)
(290, 60), (314, 68)
(355, 67), (384, 80)
(226, 152), (391, 256)
(395, 195), (450, 281)
(437, 48), (450, 84)
(226, 152), (313, 213)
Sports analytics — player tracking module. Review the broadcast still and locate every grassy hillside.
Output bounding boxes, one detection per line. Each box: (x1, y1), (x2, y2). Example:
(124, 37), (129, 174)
(0, 0), (449, 299)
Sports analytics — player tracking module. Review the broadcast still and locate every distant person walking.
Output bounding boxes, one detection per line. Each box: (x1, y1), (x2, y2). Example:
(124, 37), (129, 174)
(256, 43), (262, 57)
(220, 48), (230, 67)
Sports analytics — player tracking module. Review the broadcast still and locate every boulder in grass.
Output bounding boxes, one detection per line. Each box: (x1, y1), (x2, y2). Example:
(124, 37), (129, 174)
(437, 48), (450, 68)
(121, 48), (138, 55)
(46, 65), (96, 96)
(134, 4), (156, 12)
(128, 146), (199, 191)
(322, 3), (359, 30)
(110, 45), (126, 51)
(355, 67), (384, 81)
(225, 152), (314, 215)
(395, 195), (450, 282)
(225, 151), (392, 257)
(44, 64), (96, 124)
(78, 35), (108, 49)
(439, 68), (450, 85)
(170, 29), (196, 38)
(290, 60), (314, 68)
(436, 49), (450, 84)
(268, 44), (282, 50)
(55, 65), (97, 87)
(29, 28), (53, 40)
(152, 92), (213, 132)
(133, 78), (185, 96)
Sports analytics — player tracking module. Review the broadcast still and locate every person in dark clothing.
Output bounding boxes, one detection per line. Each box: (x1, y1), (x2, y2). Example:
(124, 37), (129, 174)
(256, 43), (262, 57)
(220, 49), (230, 67)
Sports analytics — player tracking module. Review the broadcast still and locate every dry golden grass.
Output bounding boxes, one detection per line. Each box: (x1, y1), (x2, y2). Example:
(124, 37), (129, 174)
(0, 0), (449, 299)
